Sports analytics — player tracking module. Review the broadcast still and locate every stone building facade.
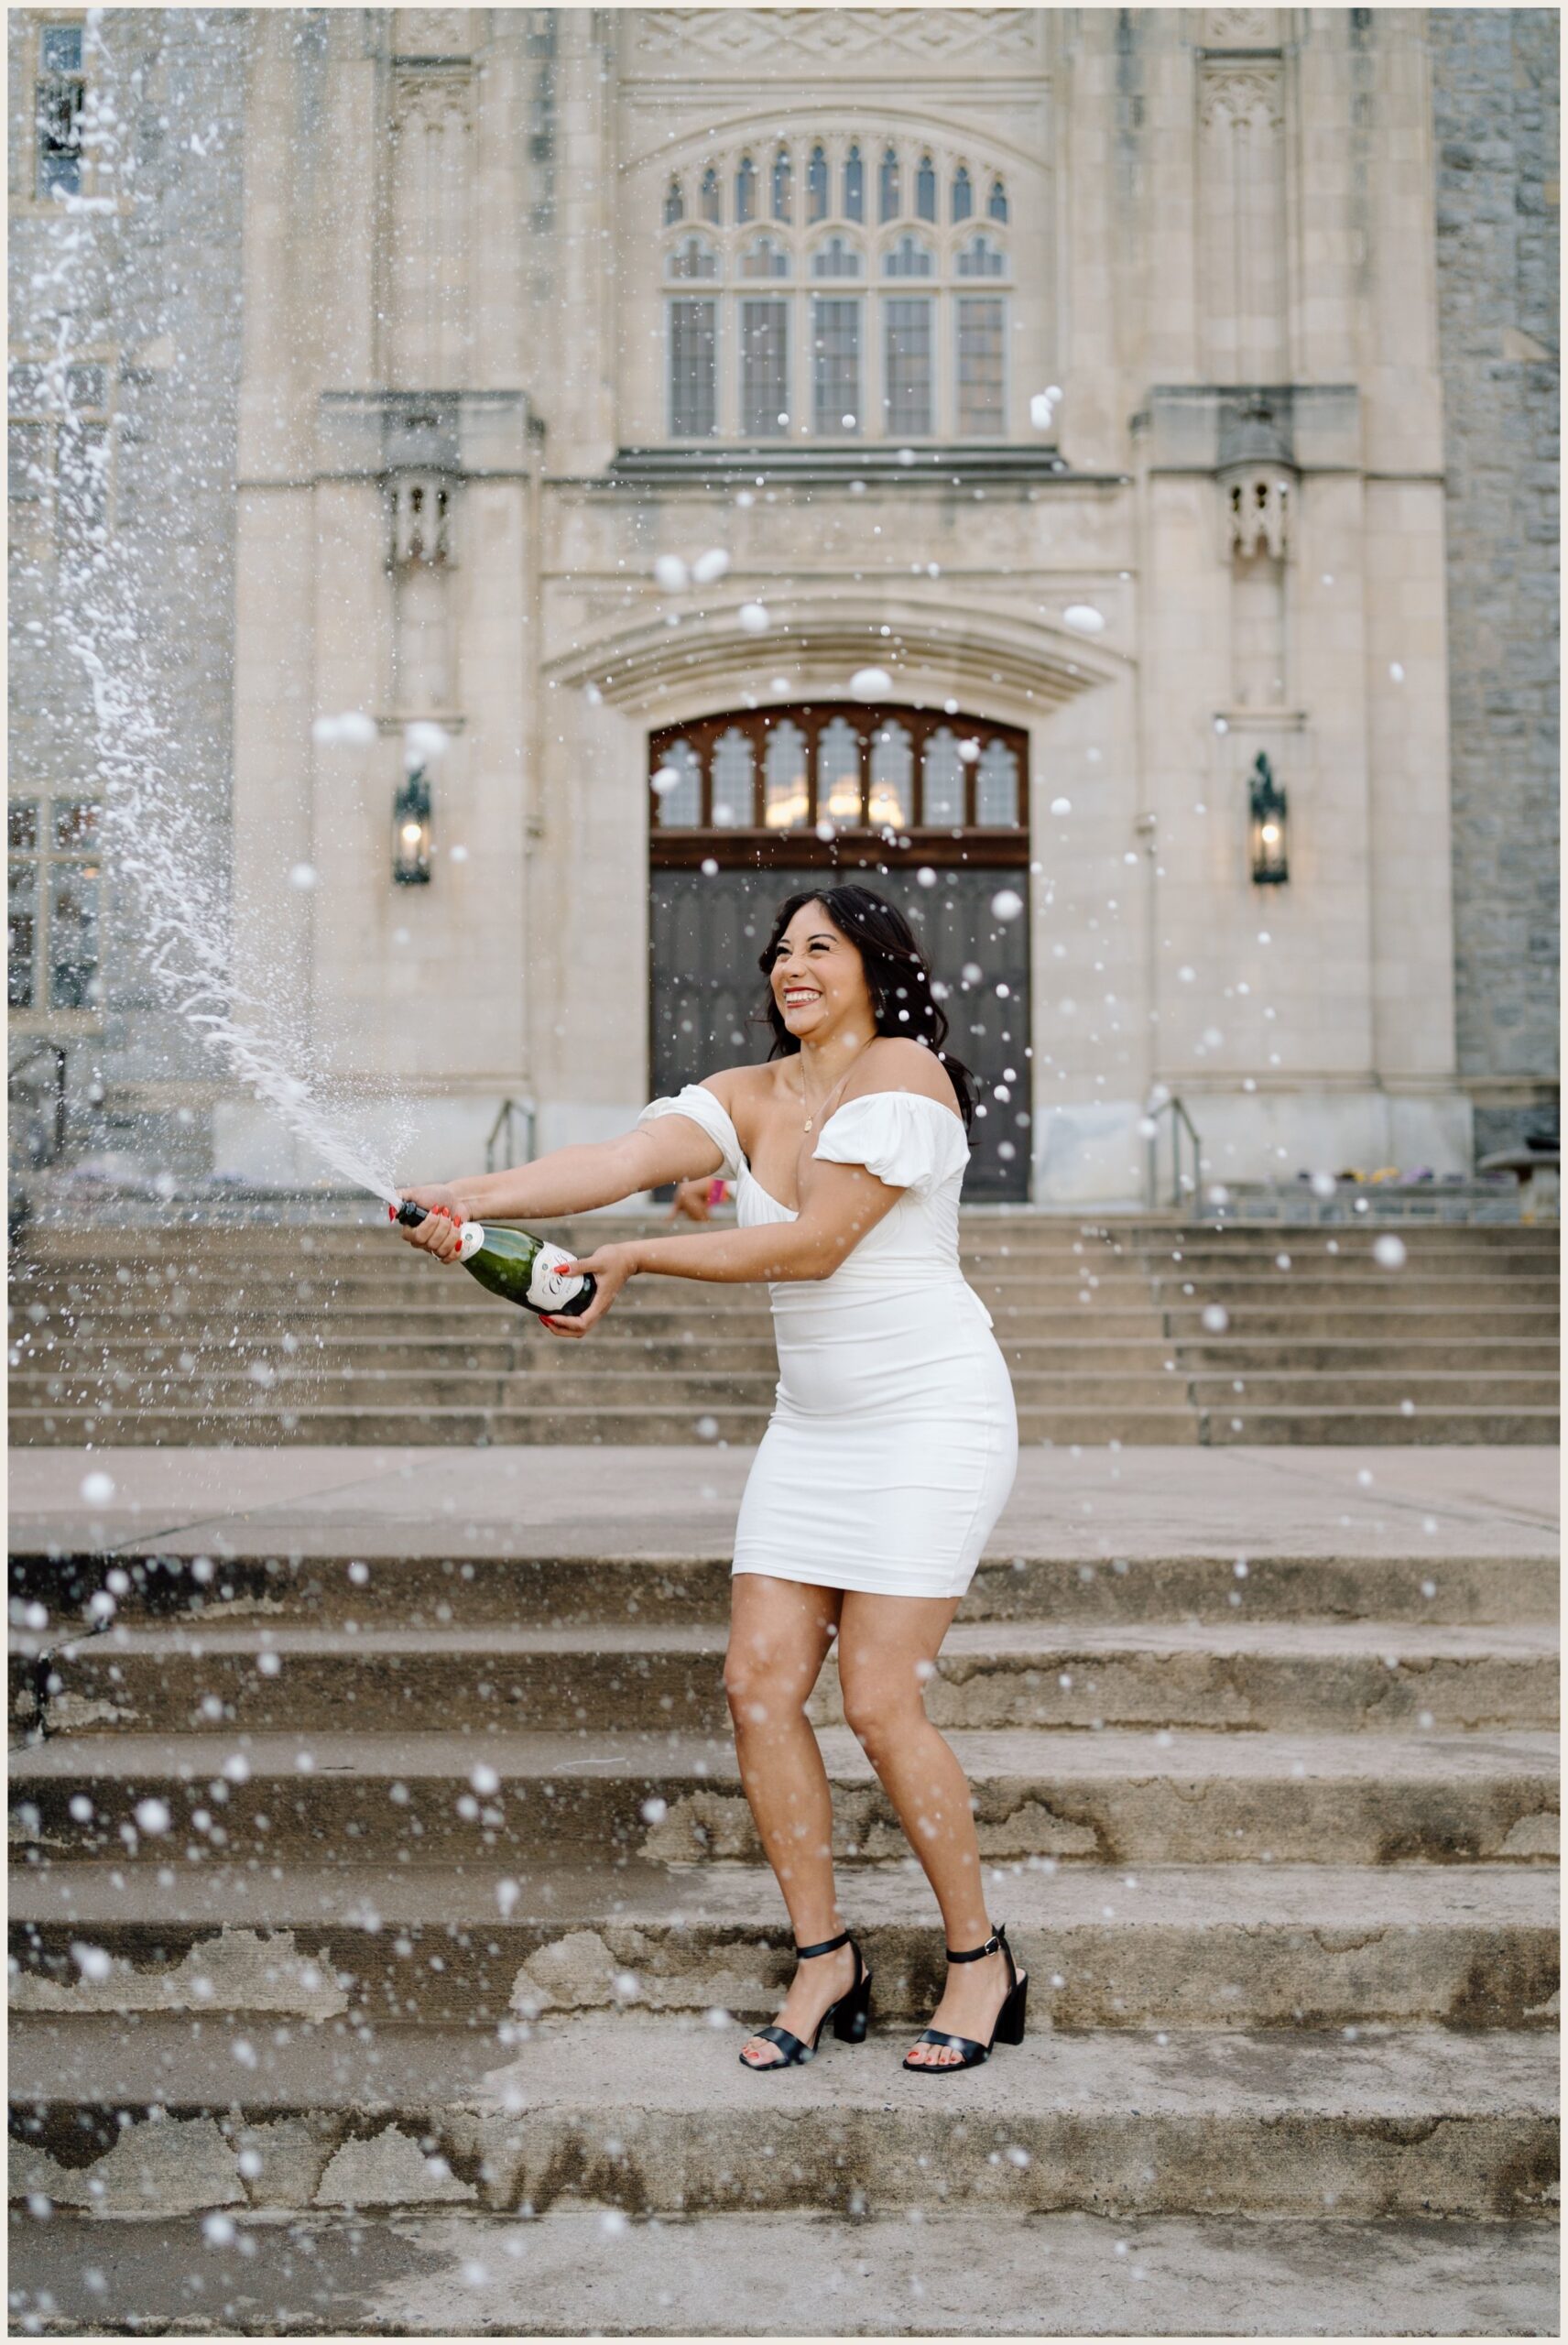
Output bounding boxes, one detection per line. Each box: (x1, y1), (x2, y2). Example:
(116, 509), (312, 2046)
(7, 6), (1559, 1205)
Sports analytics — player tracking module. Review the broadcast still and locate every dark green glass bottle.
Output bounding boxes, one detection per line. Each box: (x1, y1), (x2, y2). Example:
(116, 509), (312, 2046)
(391, 1202), (595, 1317)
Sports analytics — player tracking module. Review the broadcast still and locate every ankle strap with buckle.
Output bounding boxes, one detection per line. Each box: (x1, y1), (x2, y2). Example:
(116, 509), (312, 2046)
(794, 1926), (852, 1959)
(945, 1921), (1007, 1962)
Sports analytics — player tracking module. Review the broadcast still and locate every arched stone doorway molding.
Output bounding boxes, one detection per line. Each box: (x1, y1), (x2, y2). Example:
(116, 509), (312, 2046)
(542, 595), (1125, 722)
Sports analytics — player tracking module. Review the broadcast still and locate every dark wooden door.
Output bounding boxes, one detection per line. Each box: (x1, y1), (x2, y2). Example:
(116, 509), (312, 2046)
(648, 865), (1031, 1199)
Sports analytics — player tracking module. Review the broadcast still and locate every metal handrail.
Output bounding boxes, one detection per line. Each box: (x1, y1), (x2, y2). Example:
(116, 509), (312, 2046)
(1143, 1091), (1203, 1211)
(8, 1038), (68, 1164)
(485, 1095), (537, 1174)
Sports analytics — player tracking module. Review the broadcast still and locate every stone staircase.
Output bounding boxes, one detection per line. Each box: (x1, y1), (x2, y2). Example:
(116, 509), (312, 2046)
(7, 1502), (1559, 2331)
(6, 1215), (1559, 1447)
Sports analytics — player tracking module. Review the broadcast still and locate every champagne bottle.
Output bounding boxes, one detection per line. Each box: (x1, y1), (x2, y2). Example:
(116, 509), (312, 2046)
(391, 1202), (596, 1317)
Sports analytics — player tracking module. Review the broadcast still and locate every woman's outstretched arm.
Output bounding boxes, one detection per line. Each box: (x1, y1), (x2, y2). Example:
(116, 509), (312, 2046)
(397, 1114), (726, 1260)
(537, 1154), (903, 1334)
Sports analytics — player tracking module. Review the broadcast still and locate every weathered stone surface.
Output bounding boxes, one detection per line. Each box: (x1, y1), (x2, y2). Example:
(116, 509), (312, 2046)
(8, 1927), (349, 2019)
(314, 2127), (477, 2209)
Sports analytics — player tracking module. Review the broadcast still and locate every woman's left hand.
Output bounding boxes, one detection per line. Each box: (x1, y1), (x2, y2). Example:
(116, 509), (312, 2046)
(538, 1241), (639, 1337)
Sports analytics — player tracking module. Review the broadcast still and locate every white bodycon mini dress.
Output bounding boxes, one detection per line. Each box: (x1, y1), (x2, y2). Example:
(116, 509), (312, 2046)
(637, 1082), (1019, 1600)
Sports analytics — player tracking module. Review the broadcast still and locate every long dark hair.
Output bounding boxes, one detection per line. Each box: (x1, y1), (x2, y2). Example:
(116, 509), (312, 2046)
(753, 883), (979, 1133)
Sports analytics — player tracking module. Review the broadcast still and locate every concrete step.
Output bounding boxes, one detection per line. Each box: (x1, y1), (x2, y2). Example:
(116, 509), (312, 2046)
(1198, 1408), (1561, 1446)
(26, 1372), (1553, 1420)
(1187, 1375), (1561, 1409)
(11, 1857), (1556, 2032)
(11, 1726), (1557, 1868)
(13, 1401), (1561, 1448)
(7, 2011), (1556, 2221)
(15, 1619), (1557, 1739)
(6, 1404), (1212, 1447)
(1173, 1339), (1559, 1370)
(5, 2207), (1560, 2339)
(16, 1543), (1553, 1630)
(1161, 1307), (1559, 1337)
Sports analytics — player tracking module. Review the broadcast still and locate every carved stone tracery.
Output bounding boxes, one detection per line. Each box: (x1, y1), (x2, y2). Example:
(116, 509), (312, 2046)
(1225, 465), (1292, 562)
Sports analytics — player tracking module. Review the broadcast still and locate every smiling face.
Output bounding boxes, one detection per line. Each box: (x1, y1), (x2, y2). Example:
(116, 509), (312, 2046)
(768, 899), (875, 1042)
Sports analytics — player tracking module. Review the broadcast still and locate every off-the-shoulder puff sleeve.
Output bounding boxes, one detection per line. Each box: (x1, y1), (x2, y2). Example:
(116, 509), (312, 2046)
(811, 1091), (969, 1195)
(637, 1083), (744, 1182)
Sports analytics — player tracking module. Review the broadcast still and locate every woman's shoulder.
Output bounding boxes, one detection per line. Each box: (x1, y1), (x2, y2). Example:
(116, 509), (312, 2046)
(698, 1063), (774, 1115)
(840, 1036), (960, 1113)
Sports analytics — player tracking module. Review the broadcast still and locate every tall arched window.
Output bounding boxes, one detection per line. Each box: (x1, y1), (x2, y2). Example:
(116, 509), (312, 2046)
(658, 136), (1018, 441)
(916, 155), (937, 222)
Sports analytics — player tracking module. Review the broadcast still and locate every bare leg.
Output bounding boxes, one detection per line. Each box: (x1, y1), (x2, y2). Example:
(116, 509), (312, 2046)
(724, 1571), (857, 2066)
(836, 1590), (1015, 2067)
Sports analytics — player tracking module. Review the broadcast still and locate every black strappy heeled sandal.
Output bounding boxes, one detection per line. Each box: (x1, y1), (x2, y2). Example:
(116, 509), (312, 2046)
(902, 1920), (1028, 2073)
(737, 1925), (873, 2069)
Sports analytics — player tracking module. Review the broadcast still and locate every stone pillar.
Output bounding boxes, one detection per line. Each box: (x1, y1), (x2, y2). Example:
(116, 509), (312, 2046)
(1360, 16), (1463, 1160)
(547, 8), (616, 471)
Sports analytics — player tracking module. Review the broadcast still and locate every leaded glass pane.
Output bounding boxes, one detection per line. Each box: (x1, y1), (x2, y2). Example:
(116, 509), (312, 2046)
(976, 739), (1019, 825)
(652, 738), (702, 827)
(740, 299), (789, 436)
(739, 234), (789, 280)
(811, 297), (861, 435)
(843, 144), (864, 221)
(771, 147), (792, 221)
(710, 727), (756, 826)
(763, 719), (809, 829)
(811, 235), (861, 278)
(883, 298), (933, 436)
(956, 296), (1005, 436)
(669, 300), (717, 436)
(816, 715), (862, 826)
(922, 727), (964, 823)
(952, 165), (974, 223)
(807, 143), (828, 222)
(878, 147), (899, 223)
(735, 154), (757, 224)
(883, 234), (934, 278)
(868, 721), (913, 827)
(916, 156), (937, 222)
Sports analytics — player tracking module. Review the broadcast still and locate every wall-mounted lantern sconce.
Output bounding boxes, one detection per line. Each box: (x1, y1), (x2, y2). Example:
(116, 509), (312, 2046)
(1248, 750), (1289, 885)
(393, 765), (432, 885)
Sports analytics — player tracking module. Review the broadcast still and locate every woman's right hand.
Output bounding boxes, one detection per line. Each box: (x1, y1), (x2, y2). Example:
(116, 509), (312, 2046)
(397, 1184), (466, 1263)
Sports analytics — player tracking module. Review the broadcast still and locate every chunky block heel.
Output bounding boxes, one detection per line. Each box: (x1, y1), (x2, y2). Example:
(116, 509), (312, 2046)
(902, 1920), (1029, 2073)
(738, 1926), (872, 2070)
(993, 1969), (1028, 2045)
(833, 1963), (874, 2043)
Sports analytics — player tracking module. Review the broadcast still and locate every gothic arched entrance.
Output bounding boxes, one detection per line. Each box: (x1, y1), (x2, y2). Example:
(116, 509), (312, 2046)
(648, 703), (1031, 1199)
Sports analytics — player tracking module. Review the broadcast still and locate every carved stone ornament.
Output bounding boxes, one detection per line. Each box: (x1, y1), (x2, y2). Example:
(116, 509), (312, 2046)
(1225, 465), (1291, 562)
(389, 63), (474, 136)
(631, 8), (1040, 69)
(1204, 8), (1284, 48)
(390, 474), (453, 568)
(393, 9), (471, 58)
(1199, 63), (1286, 132)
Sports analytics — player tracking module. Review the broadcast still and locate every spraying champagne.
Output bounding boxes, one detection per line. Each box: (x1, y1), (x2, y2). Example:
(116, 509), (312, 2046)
(391, 1201), (596, 1318)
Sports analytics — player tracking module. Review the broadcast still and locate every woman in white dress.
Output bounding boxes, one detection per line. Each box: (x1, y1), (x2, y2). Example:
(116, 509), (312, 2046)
(398, 884), (1023, 2073)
